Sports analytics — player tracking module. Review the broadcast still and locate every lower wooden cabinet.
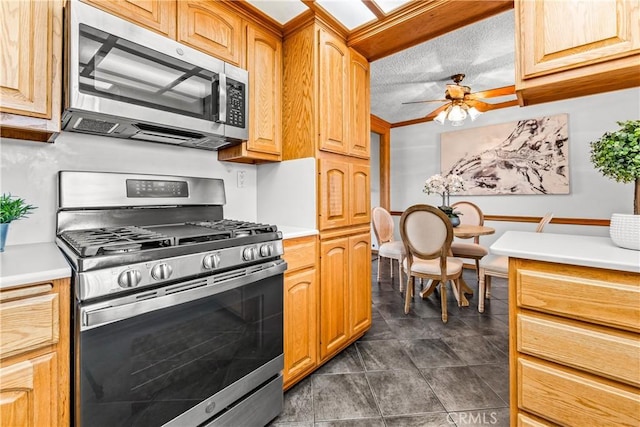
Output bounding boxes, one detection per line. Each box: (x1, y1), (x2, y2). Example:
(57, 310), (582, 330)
(282, 235), (318, 389)
(509, 259), (640, 426)
(282, 230), (371, 390)
(0, 278), (70, 427)
(319, 230), (371, 362)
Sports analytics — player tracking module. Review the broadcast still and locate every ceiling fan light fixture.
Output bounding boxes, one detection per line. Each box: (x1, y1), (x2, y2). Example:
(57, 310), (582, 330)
(447, 104), (467, 122)
(468, 106), (482, 121)
(434, 110), (447, 125)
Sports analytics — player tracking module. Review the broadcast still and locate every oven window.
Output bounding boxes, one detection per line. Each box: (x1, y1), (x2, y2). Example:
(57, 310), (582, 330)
(77, 275), (283, 427)
(78, 24), (215, 120)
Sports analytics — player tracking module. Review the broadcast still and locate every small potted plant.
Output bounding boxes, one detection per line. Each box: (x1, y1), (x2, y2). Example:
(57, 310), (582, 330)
(423, 173), (466, 226)
(589, 120), (640, 250)
(0, 193), (37, 252)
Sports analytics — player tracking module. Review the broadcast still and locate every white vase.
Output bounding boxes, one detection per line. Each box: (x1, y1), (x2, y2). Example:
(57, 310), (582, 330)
(610, 213), (640, 251)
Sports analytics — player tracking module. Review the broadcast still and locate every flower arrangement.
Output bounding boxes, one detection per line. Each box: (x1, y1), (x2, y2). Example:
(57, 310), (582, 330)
(423, 174), (466, 217)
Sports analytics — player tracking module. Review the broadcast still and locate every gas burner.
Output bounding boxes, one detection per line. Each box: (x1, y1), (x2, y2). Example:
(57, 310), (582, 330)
(188, 219), (278, 237)
(102, 243), (142, 254)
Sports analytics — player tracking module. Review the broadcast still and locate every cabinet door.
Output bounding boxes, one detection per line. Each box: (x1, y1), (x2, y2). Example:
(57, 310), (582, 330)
(349, 233), (371, 337)
(80, 0), (177, 38)
(318, 28), (349, 155)
(350, 164), (371, 226)
(0, 353), (57, 427)
(0, 0), (54, 118)
(246, 24), (282, 156)
(178, 0), (242, 65)
(319, 159), (350, 230)
(517, 0), (640, 79)
(319, 237), (350, 361)
(283, 268), (318, 388)
(349, 49), (370, 158)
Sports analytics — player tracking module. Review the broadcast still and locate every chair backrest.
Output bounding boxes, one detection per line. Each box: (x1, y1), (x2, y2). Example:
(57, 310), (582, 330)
(451, 201), (484, 243)
(536, 212), (554, 233)
(372, 206), (395, 245)
(451, 201), (484, 226)
(400, 204), (453, 264)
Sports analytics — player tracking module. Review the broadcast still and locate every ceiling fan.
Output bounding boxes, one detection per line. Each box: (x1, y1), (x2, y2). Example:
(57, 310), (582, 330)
(402, 73), (517, 126)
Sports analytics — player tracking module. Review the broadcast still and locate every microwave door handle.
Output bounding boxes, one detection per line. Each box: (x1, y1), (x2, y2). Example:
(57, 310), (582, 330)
(216, 73), (227, 123)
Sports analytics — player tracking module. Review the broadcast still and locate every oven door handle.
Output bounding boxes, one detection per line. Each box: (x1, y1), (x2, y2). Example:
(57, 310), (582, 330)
(81, 260), (286, 330)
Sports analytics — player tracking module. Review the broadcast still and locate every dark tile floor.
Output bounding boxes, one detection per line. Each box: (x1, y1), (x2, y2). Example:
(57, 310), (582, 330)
(270, 257), (511, 427)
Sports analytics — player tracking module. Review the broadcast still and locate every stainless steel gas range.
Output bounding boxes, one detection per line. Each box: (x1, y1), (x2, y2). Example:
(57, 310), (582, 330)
(56, 171), (285, 427)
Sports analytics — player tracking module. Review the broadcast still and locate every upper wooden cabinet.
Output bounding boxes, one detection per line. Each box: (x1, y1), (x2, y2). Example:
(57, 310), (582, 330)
(283, 21), (371, 160)
(349, 49), (371, 159)
(218, 23), (283, 163)
(0, 0), (63, 142)
(80, 0), (177, 38)
(177, 0), (242, 66)
(515, 0), (640, 105)
(318, 29), (350, 156)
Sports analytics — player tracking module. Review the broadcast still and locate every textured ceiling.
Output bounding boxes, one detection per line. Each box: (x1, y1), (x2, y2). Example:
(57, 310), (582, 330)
(370, 10), (516, 125)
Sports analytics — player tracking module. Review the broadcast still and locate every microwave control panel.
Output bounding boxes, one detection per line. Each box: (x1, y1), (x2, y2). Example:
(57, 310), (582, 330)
(226, 79), (245, 129)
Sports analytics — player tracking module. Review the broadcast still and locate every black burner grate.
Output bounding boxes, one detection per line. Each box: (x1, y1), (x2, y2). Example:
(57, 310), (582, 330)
(187, 219), (278, 237)
(61, 226), (173, 257)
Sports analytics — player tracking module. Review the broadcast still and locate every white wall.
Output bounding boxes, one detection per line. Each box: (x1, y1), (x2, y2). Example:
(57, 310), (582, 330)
(389, 87), (640, 247)
(0, 132), (257, 246)
(370, 132), (381, 249)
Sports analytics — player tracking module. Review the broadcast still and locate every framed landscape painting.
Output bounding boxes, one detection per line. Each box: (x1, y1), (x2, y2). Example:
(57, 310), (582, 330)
(440, 113), (569, 195)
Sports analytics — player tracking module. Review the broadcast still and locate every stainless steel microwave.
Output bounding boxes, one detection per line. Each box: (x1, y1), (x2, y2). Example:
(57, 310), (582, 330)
(62, 0), (248, 150)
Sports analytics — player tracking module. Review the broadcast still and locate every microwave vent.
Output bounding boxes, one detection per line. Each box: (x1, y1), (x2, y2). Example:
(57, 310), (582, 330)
(73, 117), (119, 134)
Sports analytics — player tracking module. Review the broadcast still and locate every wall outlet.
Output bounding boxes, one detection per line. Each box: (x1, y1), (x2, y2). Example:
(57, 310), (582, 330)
(237, 170), (245, 188)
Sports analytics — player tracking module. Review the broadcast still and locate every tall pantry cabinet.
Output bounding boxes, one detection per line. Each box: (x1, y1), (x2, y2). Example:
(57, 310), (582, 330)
(282, 19), (372, 372)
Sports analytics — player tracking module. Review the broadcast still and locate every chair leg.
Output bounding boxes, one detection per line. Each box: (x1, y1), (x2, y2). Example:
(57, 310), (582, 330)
(390, 258), (394, 279)
(486, 275), (492, 299)
(478, 268), (486, 313)
(475, 259), (481, 282)
(404, 275), (413, 314)
(376, 256), (381, 281)
(449, 279), (462, 307)
(440, 281), (448, 323)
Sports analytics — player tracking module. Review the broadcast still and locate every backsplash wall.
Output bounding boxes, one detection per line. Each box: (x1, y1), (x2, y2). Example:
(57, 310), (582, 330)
(0, 132), (257, 246)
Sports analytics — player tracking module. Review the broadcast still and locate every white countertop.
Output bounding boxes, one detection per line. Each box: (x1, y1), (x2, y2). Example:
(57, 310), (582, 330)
(279, 226), (319, 240)
(0, 242), (72, 289)
(491, 231), (640, 273)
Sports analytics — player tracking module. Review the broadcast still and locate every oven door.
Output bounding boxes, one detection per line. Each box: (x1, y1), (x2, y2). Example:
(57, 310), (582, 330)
(75, 260), (285, 427)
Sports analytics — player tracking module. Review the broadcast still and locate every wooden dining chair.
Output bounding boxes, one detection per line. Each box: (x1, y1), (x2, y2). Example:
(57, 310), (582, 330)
(372, 207), (406, 289)
(400, 204), (464, 323)
(477, 212), (554, 313)
(450, 201), (489, 281)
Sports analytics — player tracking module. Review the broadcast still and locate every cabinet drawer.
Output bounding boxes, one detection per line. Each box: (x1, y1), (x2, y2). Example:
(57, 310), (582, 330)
(283, 236), (316, 273)
(518, 357), (640, 426)
(517, 412), (554, 427)
(517, 312), (640, 387)
(516, 267), (640, 332)
(0, 292), (59, 359)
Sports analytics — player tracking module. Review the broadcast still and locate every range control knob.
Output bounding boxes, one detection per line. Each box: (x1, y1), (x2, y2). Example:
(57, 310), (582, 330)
(118, 269), (141, 288)
(203, 253), (221, 270)
(242, 247), (257, 261)
(259, 244), (273, 257)
(151, 263), (173, 280)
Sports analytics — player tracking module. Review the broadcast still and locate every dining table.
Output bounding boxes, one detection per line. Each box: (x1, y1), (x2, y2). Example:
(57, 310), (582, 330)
(419, 224), (496, 307)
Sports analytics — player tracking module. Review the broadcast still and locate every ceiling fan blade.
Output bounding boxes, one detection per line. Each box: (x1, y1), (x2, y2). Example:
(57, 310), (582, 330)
(466, 85), (515, 100)
(401, 99), (448, 105)
(466, 99), (519, 112)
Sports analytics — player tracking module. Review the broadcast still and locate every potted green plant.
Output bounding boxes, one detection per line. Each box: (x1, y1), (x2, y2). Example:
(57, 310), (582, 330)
(0, 193), (37, 252)
(589, 119), (640, 250)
